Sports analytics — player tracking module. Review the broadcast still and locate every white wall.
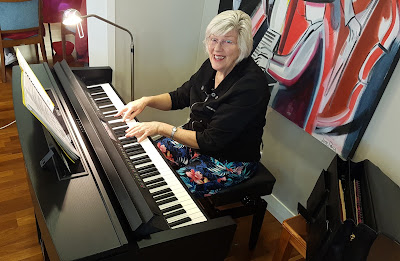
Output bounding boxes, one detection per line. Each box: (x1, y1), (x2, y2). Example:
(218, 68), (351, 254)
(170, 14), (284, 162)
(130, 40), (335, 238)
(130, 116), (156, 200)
(86, 0), (113, 68)
(87, 1), (400, 224)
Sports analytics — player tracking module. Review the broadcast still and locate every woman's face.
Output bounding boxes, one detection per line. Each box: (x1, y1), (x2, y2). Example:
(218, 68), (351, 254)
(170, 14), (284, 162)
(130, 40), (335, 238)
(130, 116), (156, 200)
(207, 30), (240, 77)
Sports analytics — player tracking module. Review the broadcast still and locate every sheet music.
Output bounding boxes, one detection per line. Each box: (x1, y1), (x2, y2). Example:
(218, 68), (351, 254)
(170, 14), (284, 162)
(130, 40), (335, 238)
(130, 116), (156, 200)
(16, 49), (79, 162)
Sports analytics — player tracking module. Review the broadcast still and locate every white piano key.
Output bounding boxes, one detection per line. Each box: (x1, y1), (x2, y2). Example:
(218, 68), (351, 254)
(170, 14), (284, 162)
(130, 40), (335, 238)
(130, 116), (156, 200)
(103, 110), (118, 115)
(149, 184), (170, 194)
(112, 126), (128, 132)
(94, 96), (110, 101)
(158, 201), (181, 211)
(142, 174), (163, 183)
(90, 91), (105, 96)
(108, 118), (124, 124)
(134, 161), (154, 170)
(122, 142), (140, 148)
(99, 104), (114, 109)
(129, 153), (149, 160)
(86, 85), (100, 89)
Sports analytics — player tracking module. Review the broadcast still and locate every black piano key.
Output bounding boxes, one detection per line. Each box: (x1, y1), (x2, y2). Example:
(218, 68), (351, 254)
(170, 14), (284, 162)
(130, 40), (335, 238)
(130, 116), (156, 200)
(124, 145), (143, 154)
(115, 132), (129, 138)
(151, 188), (172, 197)
(109, 121), (126, 128)
(114, 129), (129, 136)
(131, 157), (152, 165)
(146, 181), (167, 190)
(168, 217), (192, 228)
(104, 113), (117, 118)
(124, 145), (142, 153)
(153, 191), (175, 202)
(127, 149), (146, 157)
(116, 133), (127, 138)
(161, 204), (182, 214)
(137, 166), (158, 175)
(125, 145), (142, 152)
(95, 98), (112, 105)
(144, 177), (164, 186)
(164, 209), (186, 220)
(136, 164), (156, 172)
(113, 126), (129, 133)
(140, 170), (160, 179)
(156, 196), (178, 206)
(91, 92), (108, 99)
(115, 129), (128, 134)
(121, 138), (137, 146)
(131, 158), (151, 165)
(87, 86), (103, 93)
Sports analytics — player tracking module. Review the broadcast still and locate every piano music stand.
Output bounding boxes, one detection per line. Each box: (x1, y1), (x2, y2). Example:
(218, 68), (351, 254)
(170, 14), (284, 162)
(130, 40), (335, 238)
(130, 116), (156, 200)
(38, 88), (88, 181)
(40, 126), (87, 181)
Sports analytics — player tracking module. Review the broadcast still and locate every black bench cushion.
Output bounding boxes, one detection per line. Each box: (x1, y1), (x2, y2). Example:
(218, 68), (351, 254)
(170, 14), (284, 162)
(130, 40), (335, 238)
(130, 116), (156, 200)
(210, 162), (276, 206)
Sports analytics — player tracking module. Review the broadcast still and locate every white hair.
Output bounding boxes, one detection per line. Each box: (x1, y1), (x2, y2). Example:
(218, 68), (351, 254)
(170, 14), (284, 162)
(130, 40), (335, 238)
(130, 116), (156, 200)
(204, 10), (253, 63)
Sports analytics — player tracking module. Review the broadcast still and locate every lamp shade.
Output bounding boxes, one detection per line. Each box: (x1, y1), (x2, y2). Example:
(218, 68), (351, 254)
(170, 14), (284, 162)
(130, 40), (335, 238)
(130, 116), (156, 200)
(62, 9), (82, 25)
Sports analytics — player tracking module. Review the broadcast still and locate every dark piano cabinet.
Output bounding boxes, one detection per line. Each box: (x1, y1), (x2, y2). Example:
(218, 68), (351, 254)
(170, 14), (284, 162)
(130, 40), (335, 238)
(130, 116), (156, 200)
(12, 63), (236, 261)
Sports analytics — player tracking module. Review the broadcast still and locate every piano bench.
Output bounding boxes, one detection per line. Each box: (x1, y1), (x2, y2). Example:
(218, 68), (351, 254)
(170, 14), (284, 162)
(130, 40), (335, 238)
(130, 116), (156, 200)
(198, 162), (276, 250)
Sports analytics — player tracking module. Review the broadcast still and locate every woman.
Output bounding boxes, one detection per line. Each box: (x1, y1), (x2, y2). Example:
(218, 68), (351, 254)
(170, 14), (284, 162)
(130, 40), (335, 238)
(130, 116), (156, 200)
(115, 10), (271, 197)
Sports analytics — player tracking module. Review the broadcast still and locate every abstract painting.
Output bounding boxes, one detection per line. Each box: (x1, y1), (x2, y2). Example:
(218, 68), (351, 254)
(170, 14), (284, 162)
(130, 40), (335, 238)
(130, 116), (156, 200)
(220, 0), (400, 159)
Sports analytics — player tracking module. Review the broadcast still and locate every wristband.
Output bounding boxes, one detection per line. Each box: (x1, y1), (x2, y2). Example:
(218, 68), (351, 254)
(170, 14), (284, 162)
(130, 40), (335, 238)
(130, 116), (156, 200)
(171, 126), (178, 140)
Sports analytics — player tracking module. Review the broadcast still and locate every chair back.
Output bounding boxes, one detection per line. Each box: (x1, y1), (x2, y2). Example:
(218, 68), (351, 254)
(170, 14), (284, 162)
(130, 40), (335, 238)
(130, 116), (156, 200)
(0, 0), (47, 83)
(0, 0), (41, 32)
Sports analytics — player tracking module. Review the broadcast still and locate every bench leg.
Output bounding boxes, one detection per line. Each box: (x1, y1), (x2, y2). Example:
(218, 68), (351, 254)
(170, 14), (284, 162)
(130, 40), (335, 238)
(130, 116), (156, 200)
(249, 197), (267, 250)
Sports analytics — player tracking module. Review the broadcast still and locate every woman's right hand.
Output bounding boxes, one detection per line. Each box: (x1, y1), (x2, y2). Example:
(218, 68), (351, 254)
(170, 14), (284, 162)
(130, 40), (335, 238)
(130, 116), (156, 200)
(114, 97), (148, 122)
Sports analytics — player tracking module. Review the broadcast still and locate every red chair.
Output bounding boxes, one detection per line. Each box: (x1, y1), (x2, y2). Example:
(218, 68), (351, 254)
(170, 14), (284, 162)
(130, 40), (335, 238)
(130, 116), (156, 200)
(0, 0), (47, 82)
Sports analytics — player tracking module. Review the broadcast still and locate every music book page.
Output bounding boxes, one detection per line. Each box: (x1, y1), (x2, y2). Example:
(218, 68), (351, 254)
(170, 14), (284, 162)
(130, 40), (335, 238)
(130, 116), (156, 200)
(16, 49), (79, 162)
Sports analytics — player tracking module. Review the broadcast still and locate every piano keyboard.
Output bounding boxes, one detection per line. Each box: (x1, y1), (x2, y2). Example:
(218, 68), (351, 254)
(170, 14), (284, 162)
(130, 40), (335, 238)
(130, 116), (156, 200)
(87, 83), (207, 229)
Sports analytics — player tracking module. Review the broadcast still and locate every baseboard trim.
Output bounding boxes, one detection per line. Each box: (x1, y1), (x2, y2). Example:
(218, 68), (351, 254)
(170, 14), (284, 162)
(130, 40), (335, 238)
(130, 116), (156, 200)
(262, 194), (296, 223)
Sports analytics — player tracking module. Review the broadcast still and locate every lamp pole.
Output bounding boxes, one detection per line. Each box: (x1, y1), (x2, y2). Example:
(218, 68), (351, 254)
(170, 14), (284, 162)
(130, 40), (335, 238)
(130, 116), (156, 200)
(64, 11), (135, 100)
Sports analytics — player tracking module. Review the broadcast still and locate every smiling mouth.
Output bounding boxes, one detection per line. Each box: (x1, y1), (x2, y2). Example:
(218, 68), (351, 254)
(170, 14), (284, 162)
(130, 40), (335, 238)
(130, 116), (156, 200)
(214, 55), (225, 60)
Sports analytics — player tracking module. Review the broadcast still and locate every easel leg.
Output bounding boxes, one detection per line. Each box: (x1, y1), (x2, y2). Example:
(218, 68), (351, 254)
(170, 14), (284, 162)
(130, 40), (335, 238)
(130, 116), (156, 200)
(273, 227), (294, 261)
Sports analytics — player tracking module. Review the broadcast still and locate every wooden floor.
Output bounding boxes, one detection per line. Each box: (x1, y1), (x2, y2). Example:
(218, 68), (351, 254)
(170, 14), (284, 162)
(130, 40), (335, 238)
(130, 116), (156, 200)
(0, 64), (302, 261)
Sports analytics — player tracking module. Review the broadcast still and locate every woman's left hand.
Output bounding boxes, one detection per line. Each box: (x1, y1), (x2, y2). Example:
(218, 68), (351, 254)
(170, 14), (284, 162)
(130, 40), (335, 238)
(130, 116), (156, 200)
(125, 121), (162, 142)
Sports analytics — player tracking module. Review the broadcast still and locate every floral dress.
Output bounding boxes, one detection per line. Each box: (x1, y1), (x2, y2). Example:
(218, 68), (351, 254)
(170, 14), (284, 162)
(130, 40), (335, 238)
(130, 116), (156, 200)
(156, 137), (258, 198)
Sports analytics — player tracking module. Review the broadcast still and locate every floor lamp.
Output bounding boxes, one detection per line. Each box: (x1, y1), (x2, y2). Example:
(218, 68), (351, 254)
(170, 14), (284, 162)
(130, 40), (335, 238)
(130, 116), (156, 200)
(62, 9), (135, 100)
